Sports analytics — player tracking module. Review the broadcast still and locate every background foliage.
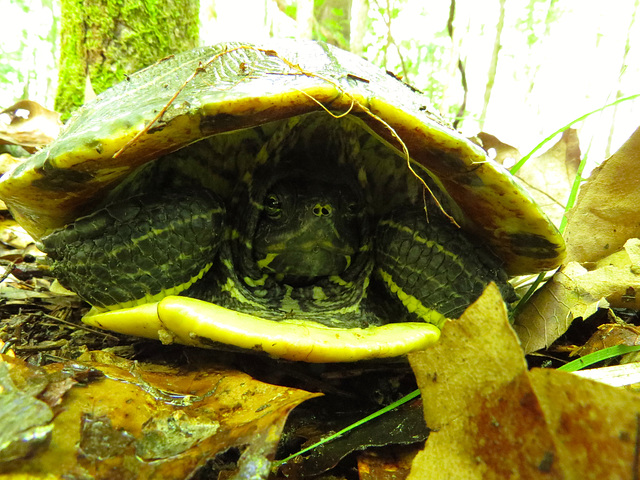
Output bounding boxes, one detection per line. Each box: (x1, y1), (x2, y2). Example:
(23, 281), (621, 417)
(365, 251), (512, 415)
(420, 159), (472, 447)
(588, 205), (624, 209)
(1, 0), (639, 164)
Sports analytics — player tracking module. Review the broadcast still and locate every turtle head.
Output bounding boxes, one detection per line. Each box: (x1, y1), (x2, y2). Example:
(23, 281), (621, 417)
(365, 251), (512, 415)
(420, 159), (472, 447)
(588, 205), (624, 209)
(252, 175), (365, 286)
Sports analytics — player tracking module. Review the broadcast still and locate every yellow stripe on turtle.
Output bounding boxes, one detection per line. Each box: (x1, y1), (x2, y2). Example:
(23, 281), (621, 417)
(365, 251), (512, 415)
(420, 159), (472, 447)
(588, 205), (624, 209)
(378, 269), (448, 329)
(95, 262), (214, 312)
(243, 274), (269, 287)
(256, 252), (279, 270)
(378, 218), (466, 269)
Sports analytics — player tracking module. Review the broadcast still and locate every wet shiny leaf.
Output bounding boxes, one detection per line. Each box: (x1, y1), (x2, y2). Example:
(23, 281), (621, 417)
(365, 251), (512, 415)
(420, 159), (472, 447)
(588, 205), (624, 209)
(0, 351), (317, 479)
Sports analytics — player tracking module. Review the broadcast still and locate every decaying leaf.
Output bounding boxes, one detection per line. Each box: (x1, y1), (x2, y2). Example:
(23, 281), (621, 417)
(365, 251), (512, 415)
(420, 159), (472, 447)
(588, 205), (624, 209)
(478, 129), (578, 227)
(408, 284), (563, 479)
(407, 283), (640, 480)
(574, 323), (640, 357)
(530, 368), (640, 480)
(0, 356), (55, 463)
(515, 238), (640, 353)
(0, 100), (61, 149)
(0, 351), (318, 479)
(0, 282), (73, 303)
(515, 128), (580, 227)
(513, 263), (601, 354)
(357, 445), (420, 480)
(564, 125), (640, 264)
(281, 396), (428, 477)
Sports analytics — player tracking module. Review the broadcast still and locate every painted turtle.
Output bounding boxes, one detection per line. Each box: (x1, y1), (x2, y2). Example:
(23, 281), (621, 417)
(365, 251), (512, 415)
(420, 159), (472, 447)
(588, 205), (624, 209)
(0, 40), (565, 362)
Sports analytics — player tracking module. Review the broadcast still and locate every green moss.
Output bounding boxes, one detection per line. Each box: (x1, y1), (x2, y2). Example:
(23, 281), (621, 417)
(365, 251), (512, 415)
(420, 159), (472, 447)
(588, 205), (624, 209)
(55, 0), (199, 120)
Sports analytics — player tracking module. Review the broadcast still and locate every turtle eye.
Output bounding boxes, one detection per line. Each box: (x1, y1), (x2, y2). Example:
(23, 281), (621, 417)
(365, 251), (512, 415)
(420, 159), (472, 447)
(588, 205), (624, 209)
(264, 194), (282, 217)
(347, 203), (359, 215)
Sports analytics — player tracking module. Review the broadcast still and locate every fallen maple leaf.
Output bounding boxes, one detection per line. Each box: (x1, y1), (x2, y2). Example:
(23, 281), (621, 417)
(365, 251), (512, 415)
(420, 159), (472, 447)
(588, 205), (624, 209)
(408, 283), (640, 480)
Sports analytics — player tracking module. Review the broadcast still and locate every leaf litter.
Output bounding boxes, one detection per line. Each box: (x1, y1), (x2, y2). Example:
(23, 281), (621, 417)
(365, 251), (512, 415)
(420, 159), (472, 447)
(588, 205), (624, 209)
(408, 284), (640, 480)
(1, 88), (640, 479)
(515, 126), (640, 353)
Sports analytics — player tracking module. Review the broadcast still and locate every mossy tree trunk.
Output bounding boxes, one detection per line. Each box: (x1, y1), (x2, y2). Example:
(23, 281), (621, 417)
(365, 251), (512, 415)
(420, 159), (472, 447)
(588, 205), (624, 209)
(315, 0), (352, 49)
(349, 0), (368, 55)
(55, 0), (199, 120)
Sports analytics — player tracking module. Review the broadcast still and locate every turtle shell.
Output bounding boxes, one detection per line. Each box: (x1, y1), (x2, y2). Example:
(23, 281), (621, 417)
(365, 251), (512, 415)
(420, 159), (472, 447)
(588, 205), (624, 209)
(0, 40), (564, 276)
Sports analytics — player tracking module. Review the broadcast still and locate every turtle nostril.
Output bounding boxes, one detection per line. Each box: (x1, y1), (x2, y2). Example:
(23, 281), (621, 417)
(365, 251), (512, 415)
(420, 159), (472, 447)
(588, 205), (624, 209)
(313, 204), (332, 216)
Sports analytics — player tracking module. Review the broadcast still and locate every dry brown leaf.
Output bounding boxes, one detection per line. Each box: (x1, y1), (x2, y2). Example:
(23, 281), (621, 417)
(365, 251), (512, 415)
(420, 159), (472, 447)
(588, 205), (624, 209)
(515, 129), (580, 227)
(515, 238), (640, 353)
(0, 351), (317, 479)
(590, 238), (640, 309)
(574, 323), (640, 357)
(357, 446), (419, 480)
(408, 284), (563, 479)
(564, 125), (640, 264)
(0, 100), (61, 149)
(407, 283), (640, 479)
(530, 368), (640, 479)
(513, 263), (602, 354)
(478, 129), (578, 227)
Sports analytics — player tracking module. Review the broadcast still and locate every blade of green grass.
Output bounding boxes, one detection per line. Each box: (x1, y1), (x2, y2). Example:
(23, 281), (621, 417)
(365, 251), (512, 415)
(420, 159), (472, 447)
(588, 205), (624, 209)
(558, 345), (640, 372)
(511, 93), (639, 318)
(509, 93), (640, 175)
(272, 388), (421, 469)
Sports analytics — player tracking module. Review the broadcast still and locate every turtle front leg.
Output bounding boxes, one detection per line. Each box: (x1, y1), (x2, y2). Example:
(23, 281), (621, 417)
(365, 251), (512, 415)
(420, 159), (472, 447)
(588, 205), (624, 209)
(40, 191), (225, 311)
(374, 207), (514, 327)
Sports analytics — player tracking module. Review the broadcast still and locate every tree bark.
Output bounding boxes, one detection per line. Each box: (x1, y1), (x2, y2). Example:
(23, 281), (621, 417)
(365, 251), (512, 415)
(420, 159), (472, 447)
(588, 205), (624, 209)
(350, 0), (368, 55)
(297, 0), (315, 39)
(479, 0), (506, 130)
(605, 0), (639, 157)
(55, 0), (199, 119)
(527, 0), (559, 96)
(315, 0), (352, 48)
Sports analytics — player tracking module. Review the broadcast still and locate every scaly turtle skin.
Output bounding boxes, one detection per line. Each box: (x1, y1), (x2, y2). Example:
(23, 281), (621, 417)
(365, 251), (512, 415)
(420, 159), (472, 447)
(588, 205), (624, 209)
(0, 40), (565, 362)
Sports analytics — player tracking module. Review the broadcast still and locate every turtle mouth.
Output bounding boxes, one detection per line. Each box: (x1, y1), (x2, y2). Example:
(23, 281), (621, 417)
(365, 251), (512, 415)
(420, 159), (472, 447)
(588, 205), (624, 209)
(254, 240), (355, 283)
(262, 240), (355, 256)
(252, 210), (361, 281)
